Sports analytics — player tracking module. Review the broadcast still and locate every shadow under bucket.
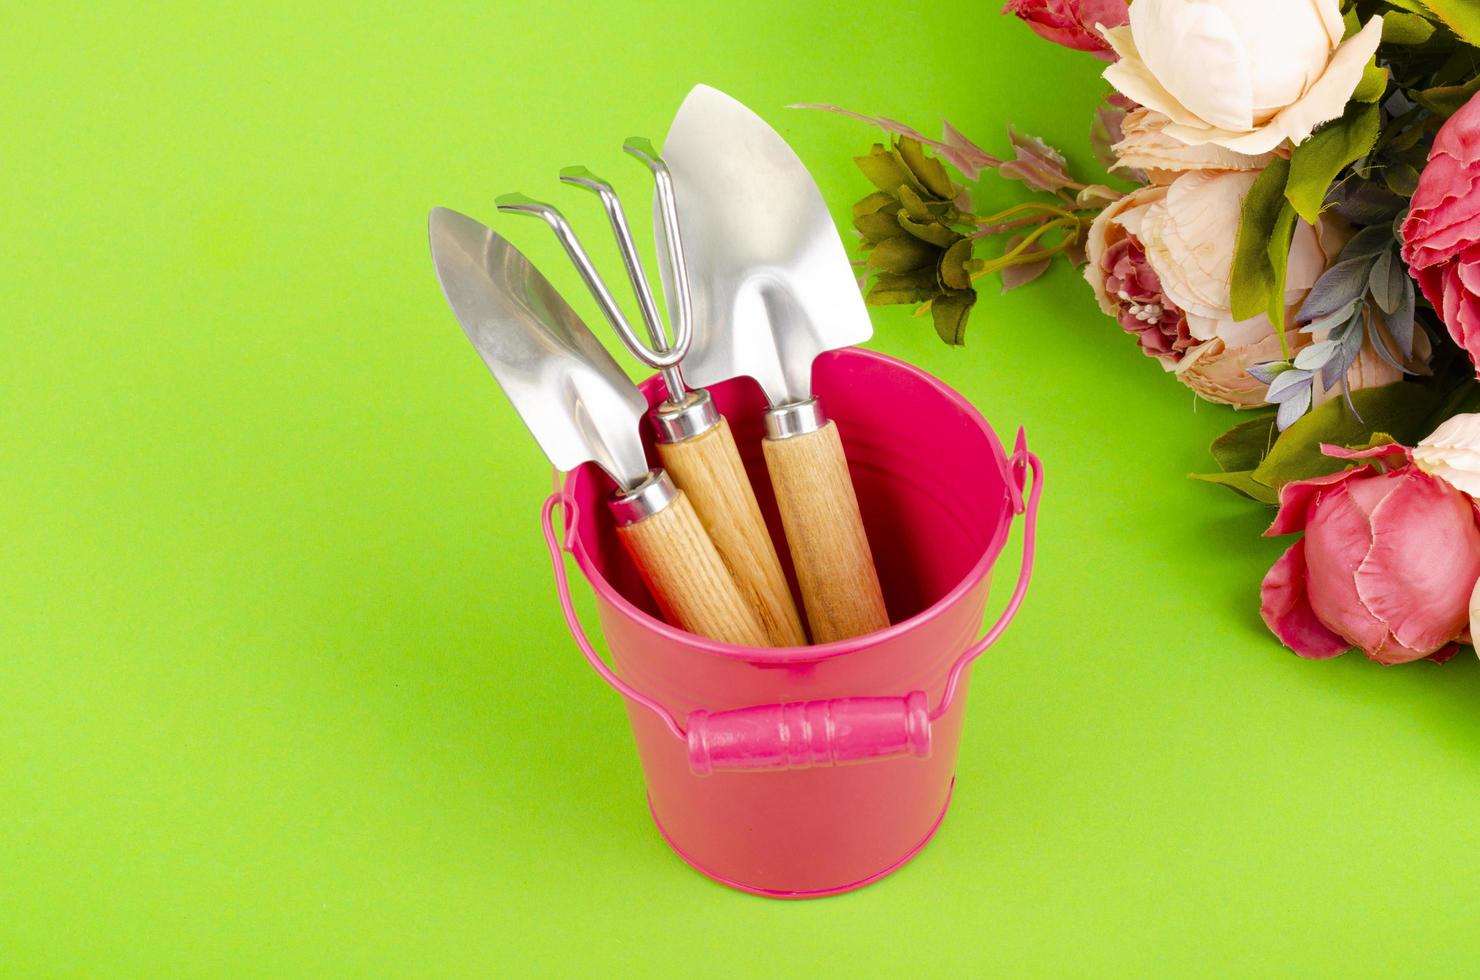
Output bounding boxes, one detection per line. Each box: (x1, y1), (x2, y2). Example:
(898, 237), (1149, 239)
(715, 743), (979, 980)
(543, 348), (1042, 898)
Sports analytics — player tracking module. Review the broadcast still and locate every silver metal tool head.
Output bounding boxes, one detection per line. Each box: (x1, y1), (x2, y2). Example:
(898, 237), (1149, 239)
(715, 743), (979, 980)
(496, 191), (687, 375)
(556, 162), (692, 379)
(658, 84), (873, 409)
(427, 206), (650, 491)
(621, 137), (695, 368)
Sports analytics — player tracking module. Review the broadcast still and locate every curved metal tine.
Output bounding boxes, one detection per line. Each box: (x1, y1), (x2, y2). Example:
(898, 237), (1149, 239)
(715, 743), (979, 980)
(494, 192), (685, 371)
(622, 137), (694, 368)
(558, 166), (672, 363)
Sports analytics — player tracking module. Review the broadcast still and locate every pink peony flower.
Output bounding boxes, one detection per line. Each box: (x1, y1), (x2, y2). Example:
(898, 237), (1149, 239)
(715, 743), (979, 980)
(1400, 92), (1480, 377)
(1003, 0), (1128, 60)
(1261, 443), (1480, 664)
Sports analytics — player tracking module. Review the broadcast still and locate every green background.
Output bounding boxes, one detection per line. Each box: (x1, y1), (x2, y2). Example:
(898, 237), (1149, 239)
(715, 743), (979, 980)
(6, 2), (1478, 975)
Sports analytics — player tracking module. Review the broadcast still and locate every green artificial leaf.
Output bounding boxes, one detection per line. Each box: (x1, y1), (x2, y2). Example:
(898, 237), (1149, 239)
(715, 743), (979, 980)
(1351, 61), (1390, 102)
(867, 234), (936, 273)
(1384, 0), (1432, 14)
(1383, 162), (1422, 196)
(854, 144), (928, 198)
(897, 138), (956, 200)
(1251, 381), (1444, 489)
(852, 191), (897, 218)
(1369, 249), (1406, 314)
(1386, 123), (1426, 153)
(1285, 102), (1381, 223)
(1447, 382), (1480, 415)
(1419, 0), (1480, 48)
(897, 213), (960, 248)
(854, 210), (902, 244)
(1266, 203), (1299, 334)
(932, 289), (976, 345)
(925, 200), (961, 223)
(1231, 157), (1293, 322)
(939, 238), (972, 290)
(1210, 414), (1279, 472)
(1414, 75), (1480, 117)
(865, 269), (938, 306)
(1422, 379), (1480, 430)
(1188, 469), (1280, 505)
(1341, 224), (1397, 260)
(1383, 10), (1437, 43)
(897, 185), (931, 221)
(1432, 47), (1479, 86)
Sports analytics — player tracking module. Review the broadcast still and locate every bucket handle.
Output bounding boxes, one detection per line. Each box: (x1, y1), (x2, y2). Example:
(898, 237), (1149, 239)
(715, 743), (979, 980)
(540, 430), (1043, 775)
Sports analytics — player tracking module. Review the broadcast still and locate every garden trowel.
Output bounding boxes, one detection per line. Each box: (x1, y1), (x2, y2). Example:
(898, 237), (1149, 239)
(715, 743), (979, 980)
(428, 206), (770, 647)
(658, 84), (889, 643)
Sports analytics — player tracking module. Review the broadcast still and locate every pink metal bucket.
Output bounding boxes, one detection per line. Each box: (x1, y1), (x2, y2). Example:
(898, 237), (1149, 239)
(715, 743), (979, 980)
(541, 348), (1042, 898)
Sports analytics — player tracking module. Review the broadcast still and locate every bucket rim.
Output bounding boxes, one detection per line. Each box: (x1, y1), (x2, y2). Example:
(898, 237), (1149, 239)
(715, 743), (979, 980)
(564, 347), (1014, 664)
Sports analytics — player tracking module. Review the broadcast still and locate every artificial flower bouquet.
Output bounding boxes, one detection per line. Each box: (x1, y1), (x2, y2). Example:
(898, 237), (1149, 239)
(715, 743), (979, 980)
(808, 0), (1480, 665)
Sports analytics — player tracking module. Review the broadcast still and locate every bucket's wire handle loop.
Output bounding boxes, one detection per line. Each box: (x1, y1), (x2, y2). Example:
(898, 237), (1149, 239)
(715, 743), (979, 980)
(932, 432), (1041, 722)
(540, 434), (1042, 769)
(541, 491), (687, 741)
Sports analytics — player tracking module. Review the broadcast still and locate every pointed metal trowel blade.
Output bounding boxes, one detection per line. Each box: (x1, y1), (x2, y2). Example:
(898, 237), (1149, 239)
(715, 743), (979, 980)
(657, 84), (872, 408)
(428, 206), (649, 489)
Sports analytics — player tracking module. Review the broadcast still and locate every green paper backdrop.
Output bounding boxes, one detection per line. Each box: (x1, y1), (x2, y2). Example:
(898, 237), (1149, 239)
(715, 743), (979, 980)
(5, 2), (1478, 975)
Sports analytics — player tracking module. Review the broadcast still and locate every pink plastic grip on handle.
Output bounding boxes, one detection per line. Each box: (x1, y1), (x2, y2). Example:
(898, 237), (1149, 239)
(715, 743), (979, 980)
(686, 692), (931, 776)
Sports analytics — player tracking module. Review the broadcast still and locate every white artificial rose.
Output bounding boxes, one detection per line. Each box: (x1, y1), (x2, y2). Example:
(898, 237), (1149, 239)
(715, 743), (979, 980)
(1415, 413), (1480, 497)
(1101, 0), (1383, 154)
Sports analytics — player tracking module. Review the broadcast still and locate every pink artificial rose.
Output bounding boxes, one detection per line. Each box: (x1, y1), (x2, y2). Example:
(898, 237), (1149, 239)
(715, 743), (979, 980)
(1261, 443), (1480, 665)
(1003, 0), (1129, 59)
(1401, 92), (1480, 377)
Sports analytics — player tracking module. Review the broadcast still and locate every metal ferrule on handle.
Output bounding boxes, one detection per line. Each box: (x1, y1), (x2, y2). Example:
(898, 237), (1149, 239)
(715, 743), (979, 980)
(541, 434), (1044, 776)
(652, 389), (720, 444)
(509, 152), (804, 647)
(606, 469), (678, 527)
(763, 398), (828, 440)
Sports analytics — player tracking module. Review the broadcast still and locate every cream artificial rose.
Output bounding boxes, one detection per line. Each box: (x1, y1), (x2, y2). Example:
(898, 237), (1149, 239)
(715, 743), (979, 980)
(1112, 107), (1276, 182)
(1472, 576), (1480, 660)
(1427, 414), (1480, 658)
(1086, 167), (1397, 408)
(1414, 413), (1480, 497)
(1138, 170), (1329, 345)
(1101, 0), (1383, 155)
(1176, 331), (1292, 407)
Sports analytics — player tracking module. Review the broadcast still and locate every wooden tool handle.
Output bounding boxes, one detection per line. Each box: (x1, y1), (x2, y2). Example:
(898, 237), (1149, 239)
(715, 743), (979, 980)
(762, 420), (889, 643)
(656, 419), (807, 647)
(615, 489), (772, 647)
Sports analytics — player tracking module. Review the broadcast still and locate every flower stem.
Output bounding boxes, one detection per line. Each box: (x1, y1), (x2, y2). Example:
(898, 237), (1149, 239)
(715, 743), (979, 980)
(969, 201), (1075, 225)
(971, 214), (1046, 237)
(969, 218), (1077, 279)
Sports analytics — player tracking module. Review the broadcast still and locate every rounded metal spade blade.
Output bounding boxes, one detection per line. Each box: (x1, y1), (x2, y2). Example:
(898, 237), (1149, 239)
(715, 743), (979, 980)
(427, 206), (650, 491)
(656, 84), (873, 409)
